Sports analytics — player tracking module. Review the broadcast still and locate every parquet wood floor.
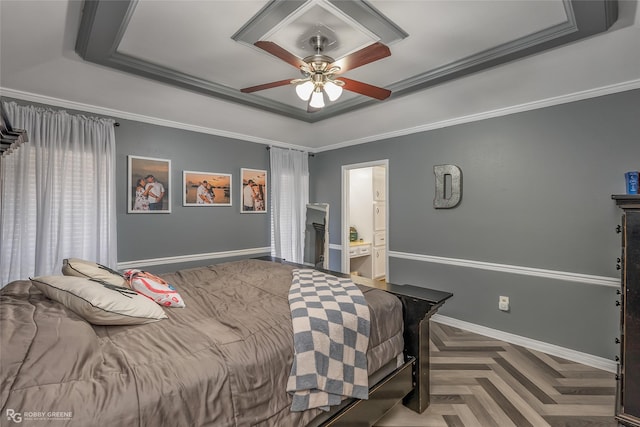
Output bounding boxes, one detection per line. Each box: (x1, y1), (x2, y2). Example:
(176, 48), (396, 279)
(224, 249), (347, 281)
(374, 321), (617, 427)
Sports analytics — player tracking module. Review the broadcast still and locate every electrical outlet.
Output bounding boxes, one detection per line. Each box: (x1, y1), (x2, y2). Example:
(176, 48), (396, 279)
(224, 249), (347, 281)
(499, 296), (510, 312)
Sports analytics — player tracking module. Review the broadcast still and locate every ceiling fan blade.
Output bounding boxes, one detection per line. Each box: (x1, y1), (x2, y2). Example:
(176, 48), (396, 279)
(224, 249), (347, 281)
(340, 77), (391, 100)
(240, 79), (293, 94)
(254, 41), (307, 69)
(332, 42), (391, 73)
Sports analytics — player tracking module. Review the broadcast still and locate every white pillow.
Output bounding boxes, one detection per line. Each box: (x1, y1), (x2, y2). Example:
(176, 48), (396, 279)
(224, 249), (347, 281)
(62, 258), (128, 288)
(31, 275), (167, 325)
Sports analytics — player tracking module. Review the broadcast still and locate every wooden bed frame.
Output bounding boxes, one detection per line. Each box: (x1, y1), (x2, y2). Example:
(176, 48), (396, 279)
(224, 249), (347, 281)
(256, 257), (453, 426)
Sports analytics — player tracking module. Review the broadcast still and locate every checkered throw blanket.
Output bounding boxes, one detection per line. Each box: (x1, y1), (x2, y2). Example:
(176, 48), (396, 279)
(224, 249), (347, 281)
(287, 269), (370, 412)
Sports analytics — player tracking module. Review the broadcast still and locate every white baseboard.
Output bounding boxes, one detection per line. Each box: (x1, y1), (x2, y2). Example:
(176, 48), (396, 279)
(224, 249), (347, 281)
(117, 247), (271, 270)
(431, 314), (618, 373)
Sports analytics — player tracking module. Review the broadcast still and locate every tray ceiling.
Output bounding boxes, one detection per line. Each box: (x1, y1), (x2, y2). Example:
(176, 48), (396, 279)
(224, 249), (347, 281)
(76, 0), (618, 122)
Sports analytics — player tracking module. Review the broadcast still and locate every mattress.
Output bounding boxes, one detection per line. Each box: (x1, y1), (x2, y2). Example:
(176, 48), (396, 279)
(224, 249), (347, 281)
(0, 259), (404, 426)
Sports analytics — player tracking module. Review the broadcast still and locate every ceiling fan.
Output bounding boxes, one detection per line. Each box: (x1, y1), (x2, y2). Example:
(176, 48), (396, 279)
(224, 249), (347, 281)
(240, 35), (392, 112)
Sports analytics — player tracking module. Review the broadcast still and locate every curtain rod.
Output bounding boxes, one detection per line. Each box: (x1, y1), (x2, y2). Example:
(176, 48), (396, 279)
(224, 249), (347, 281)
(266, 146), (314, 157)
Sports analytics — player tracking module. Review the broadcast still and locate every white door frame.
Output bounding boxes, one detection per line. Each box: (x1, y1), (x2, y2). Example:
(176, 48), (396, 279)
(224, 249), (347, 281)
(341, 159), (389, 275)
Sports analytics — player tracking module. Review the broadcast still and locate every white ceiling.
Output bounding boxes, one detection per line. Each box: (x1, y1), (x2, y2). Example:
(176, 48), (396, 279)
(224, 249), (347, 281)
(1, 0), (639, 152)
(117, 1), (566, 99)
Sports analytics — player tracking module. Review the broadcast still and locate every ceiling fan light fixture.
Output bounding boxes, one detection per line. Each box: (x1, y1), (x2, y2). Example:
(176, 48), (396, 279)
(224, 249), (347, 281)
(323, 80), (343, 102)
(295, 80), (314, 101)
(309, 89), (325, 108)
(242, 38), (393, 112)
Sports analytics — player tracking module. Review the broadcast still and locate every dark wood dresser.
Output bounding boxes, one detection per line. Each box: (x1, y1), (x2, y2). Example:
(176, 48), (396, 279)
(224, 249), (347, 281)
(613, 195), (640, 427)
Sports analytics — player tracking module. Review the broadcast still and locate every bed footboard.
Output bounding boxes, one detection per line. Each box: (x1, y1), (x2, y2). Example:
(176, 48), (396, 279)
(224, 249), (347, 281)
(321, 359), (414, 426)
(320, 285), (452, 426)
(392, 288), (453, 413)
(253, 257), (452, 424)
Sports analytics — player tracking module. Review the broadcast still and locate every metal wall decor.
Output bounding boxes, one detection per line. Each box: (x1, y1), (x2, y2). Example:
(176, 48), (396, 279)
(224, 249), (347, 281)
(433, 164), (462, 209)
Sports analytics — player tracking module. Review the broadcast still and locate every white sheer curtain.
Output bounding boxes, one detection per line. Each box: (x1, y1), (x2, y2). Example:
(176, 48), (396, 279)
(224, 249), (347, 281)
(270, 147), (309, 263)
(0, 101), (117, 286)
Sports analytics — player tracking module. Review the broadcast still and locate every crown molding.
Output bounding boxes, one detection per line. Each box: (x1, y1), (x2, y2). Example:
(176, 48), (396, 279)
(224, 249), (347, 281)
(3, 78), (639, 154)
(75, 0), (617, 123)
(315, 78), (640, 152)
(0, 87), (308, 151)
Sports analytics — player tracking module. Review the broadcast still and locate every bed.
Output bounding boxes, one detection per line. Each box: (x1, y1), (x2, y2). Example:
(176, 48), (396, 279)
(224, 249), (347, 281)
(0, 257), (451, 426)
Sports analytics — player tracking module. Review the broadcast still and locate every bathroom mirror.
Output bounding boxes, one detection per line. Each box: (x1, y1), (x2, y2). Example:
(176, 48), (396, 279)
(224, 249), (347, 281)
(303, 203), (329, 269)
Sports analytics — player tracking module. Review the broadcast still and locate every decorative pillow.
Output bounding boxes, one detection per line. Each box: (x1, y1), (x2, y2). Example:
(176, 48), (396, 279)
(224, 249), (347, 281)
(123, 269), (185, 308)
(31, 275), (167, 325)
(62, 258), (128, 288)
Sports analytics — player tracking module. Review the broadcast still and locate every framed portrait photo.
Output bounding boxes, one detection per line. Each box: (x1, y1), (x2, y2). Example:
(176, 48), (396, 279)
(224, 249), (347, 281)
(128, 155), (171, 213)
(183, 171), (232, 206)
(240, 168), (267, 213)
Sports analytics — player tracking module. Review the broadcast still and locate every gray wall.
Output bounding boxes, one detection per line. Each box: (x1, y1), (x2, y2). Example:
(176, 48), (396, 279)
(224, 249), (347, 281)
(5, 89), (638, 359)
(115, 119), (271, 272)
(310, 89), (640, 359)
(2, 96), (271, 274)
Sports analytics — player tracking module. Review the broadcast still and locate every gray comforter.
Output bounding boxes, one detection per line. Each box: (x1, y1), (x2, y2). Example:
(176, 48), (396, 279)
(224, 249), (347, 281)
(0, 259), (403, 427)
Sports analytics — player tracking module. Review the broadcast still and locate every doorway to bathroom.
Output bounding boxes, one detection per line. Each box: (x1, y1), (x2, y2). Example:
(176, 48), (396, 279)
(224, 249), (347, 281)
(341, 160), (388, 282)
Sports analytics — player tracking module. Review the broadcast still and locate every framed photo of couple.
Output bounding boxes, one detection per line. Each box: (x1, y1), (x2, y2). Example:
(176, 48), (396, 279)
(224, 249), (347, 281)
(241, 168), (267, 214)
(183, 171), (232, 206)
(128, 155), (171, 214)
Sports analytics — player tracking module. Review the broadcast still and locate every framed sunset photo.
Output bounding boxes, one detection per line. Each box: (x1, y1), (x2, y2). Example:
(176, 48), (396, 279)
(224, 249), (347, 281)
(183, 171), (232, 206)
